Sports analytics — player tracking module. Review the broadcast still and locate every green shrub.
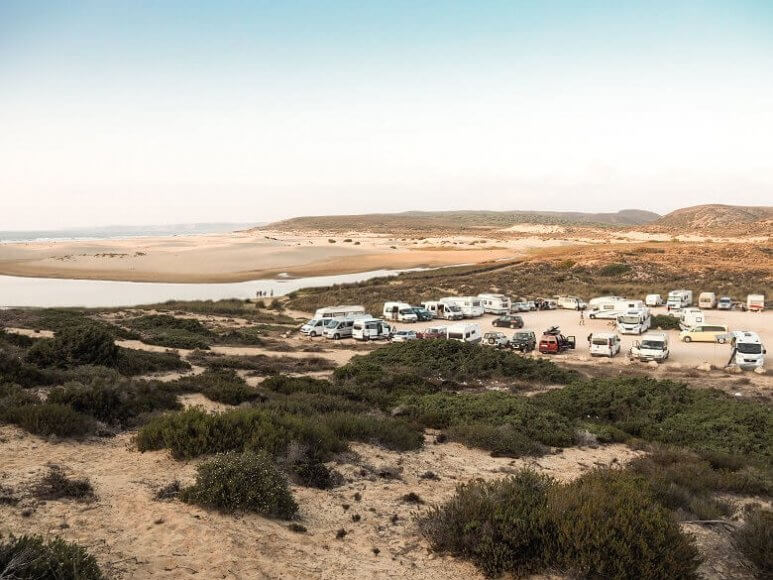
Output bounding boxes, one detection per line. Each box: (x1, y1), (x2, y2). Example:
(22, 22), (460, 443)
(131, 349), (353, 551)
(0, 350), (53, 387)
(180, 451), (297, 518)
(26, 324), (119, 368)
(0, 534), (104, 580)
(115, 347), (190, 376)
(124, 314), (214, 349)
(446, 423), (547, 458)
(652, 314), (681, 330)
(189, 351), (336, 374)
(5, 403), (96, 438)
(170, 369), (259, 404)
(733, 508), (772, 577)
(320, 412), (423, 451)
(598, 262), (632, 276)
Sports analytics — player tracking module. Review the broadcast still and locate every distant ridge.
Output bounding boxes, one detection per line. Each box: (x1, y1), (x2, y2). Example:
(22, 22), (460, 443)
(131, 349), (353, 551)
(649, 205), (773, 232)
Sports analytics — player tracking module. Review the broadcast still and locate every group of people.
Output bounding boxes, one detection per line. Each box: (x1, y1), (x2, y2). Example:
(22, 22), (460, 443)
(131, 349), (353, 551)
(256, 289), (274, 298)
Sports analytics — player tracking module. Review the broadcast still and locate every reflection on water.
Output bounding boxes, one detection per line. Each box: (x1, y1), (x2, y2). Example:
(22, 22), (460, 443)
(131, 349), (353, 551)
(0, 269), (419, 308)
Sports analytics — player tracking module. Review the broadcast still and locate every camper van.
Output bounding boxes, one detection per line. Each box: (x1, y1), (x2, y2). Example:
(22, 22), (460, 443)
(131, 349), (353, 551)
(731, 331), (766, 370)
(667, 290), (693, 311)
(616, 309), (651, 335)
(629, 333), (669, 362)
(589, 332), (622, 357)
(440, 297), (484, 318)
(698, 292), (717, 309)
(680, 324), (729, 343)
(679, 308), (704, 331)
(555, 295), (587, 310)
(588, 299), (646, 320)
(314, 305), (366, 319)
(588, 296), (625, 310)
(446, 323), (482, 344)
(300, 318), (327, 337)
(421, 301), (464, 320)
(645, 294), (664, 307)
(747, 294), (765, 312)
(352, 318), (392, 341)
(478, 293), (511, 315)
(322, 317), (362, 340)
(382, 302), (418, 322)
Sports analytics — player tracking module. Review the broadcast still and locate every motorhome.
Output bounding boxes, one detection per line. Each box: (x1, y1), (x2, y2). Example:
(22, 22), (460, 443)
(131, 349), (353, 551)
(588, 299), (645, 320)
(440, 296), (484, 318)
(666, 290), (693, 311)
(629, 333), (669, 362)
(588, 296), (625, 310)
(589, 332), (622, 357)
(421, 301), (464, 320)
(314, 305), (366, 319)
(555, 295), (587, 310)
(698, 292), (717, 309)
(616, 309), (651, 335)
(477, 293), (511, 315)
(747, 294), (765, 312)
(322, 317), (362, 340)
(731, 331), (766, 370)
(645, 294), (664, 307)
(680, 324), (729, 343)
(382, 302), (418, 322)
(352, 318), (392, 341)
(679, 308), (705, 331)
(446, 323), (482, 344)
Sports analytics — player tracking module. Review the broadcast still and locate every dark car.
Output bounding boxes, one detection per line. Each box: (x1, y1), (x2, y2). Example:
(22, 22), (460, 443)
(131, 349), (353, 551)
(492, 315), (524, 329)
(510, 330), (536, 352)
(411, 306), (434, 321)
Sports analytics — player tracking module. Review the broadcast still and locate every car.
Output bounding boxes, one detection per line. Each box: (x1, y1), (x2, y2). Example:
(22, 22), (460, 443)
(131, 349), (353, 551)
(510, 330), (536, 352)
(717, 296), (733, 310)
(526, 301), (537, 311)
(510, 301), (530, 313)
(417, 326), (447, 339)
(410, 306), (434, 321)
(680, 324), (729, 343)
(483, 331), (510, 348)
(538, 326), (576, 354)
(492, 315), (524, 328)
(391, 330), (418, 342)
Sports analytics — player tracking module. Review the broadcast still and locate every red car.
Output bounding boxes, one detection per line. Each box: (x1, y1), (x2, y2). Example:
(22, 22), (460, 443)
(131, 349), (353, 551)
(538, 327), (576, 354)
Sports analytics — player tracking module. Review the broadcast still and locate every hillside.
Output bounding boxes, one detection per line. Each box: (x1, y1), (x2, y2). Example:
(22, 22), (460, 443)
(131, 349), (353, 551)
(261, 209), (660, 233)
(649, 204), (773, 234)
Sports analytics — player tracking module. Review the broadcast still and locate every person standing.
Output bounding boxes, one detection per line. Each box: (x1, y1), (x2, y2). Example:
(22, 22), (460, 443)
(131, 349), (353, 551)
(579, 309), (585, 326)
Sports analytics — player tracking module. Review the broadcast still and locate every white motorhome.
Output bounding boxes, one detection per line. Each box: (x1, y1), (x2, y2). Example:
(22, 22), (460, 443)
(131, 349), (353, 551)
(747, 294), (765, 312)
(589, 296), (625, 309)
(616, 309), (651, 335)
(667, 290), (693, 311)
(382, 302), (418, 322)
(446, 323), (482, 344)
(629, 333), (670, 362)
(555, 295), (587, 310)
(588, 299), (646, 320)
(589, 332), (622, 357)
(477, 293), (511, 315)
(679, 308), (704, 331)
(645, 294), (664, 307)
(314, 305), (366, 319)
(421, 300), (464, 320)
(352, 318), (392, 341)
(731, 331), (766, 370)
(440, 296), (484, 318)
(698, 292), (717, 309)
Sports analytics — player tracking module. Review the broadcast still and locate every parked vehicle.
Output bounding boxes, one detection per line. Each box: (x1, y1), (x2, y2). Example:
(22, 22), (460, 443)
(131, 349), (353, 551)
(410, 306), (433, 321)
(588, 299), (645, 320)
(526, 301), (537, 311)
(698, 292), (717, 309)
(323, 318), (360, 339)
(680, 324), (729, 343)
(440, 296), (484, 318)
(538, 327), (576, 354)
(510, 330), (536, 352)
(483, 331), (510, 348)
(589, 295), (625, 310)
(383, 302), (418, 322)
(629, 333), (669, 362)
(534, 298), (557, 310)
(678, 308), (705, 331)
(731, 331), (766, 370)
(666, 289), (693, 311)
(352, 318), (392, 341)
(300, 318), (327, 337)
(418, 326), (447, 339)
(555, 295), (587, 310)
(421, 301), (464, 320)
(747, 294), (765, 312)
(478, 293), (511, 315)
(645, 294), (664, 307)
(446, 323), (482, 344)
(589, 332), (622, 357)
(717, 296), (733, 310)
(616, 309), (651, 335)
(314, 305), (366, 319)
(492, 314), (524, 328)
(510, 301), (530, 313)
(392, 330), (418, 342)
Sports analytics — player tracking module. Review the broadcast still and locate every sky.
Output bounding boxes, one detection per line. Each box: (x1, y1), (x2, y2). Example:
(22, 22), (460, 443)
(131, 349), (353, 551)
(1, 0), (772, 229)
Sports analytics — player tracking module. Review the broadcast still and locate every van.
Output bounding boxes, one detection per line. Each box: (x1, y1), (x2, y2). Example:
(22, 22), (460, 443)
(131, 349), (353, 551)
(680, 324), (729, 343)
(477, 293), (511, 315)
(747, 294), (765, 312)
(421, 301), (464, 320)
(555, 295), (587, 310)
(352, 318), (392, 341)
(589, 332), (621, 357)
(698, 292), (717, 309)
(645, 294), (664, 307)
(731, 331), (766, 370)
(446, 323), (482, 344)
(383, 302), (418, 322)
(630, 333), (669, 362)
(616, 309), (651, 335)
(440, 297), (484, 318)
(300, 318), (327, 337)
(314, 305), (366, 319)
(322, 318), (358, 340)
(679, 308), (704, 331)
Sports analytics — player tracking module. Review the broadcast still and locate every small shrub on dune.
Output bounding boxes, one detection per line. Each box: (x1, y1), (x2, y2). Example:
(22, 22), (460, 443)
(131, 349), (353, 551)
(0, 535), (104, 580)
(34, 465), (95, 501)
(651, 314), (682, 330)
(320, 412), (424, 452)
(733, 508), (773, 577)
(180, 451), (297, 519)
(170, 369), (259, 405)
(0, 350), (53, 387)
(6, 403), (97, 438)
(115, 347), (190, 376)
(446, 423), (547, 458)
(26, 324), (119, 368)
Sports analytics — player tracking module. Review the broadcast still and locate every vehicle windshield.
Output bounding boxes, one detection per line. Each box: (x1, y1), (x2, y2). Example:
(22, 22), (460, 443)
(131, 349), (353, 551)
(619, 315), (640, 324)
(737, 343), (762, 354)
(641, 340), (665, 350)
(448, 306), (461, 312)
(399, 309), (413, 314)
(515, 332), (530, 339)
(324, 320), (339, 328)
(306, 319), (321, 326)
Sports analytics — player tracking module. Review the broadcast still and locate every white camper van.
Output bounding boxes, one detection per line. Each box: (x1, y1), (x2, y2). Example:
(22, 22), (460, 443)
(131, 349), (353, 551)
(440, 297), (484, 318)
(698, 292), (717, 309)
(589, 332), (622, 357)
(300, 318), (327, 337)
(382, 302), (418, 322)
(747, 294), (765, 312)
(589, 296), (625, 310)
(446, 323), (482, 344)
(555, 295), (587, 310)
(322, 317), (363, 340)
(629, 333), (669, 362)
(667, 290), (693, 311)
(314, 305), (366, 319)
(352, 318), (392, 341)
(679, 308), (704, 331)
(478, 293), (511, 315)
(421, 300), (464, 320)
(645, 294), (664, 307)
(616, 309), (651, 335)
(731, 331), (766, 370)
(588, 299), (646, 320)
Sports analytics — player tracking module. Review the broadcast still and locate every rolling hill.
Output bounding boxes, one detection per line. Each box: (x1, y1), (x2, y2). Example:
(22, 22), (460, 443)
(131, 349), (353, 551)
(647, 205), (773, 234)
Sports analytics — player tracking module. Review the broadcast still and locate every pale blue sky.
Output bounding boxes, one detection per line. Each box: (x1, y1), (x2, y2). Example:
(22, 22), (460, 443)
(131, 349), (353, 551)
(1, 1), (772, 228)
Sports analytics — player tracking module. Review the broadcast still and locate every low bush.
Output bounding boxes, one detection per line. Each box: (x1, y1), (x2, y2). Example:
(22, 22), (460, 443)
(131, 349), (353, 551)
(115, 347), (190, 376)
(170, 369), (260, 405)
(651, 314), (682, 330)
(0, 534), (104, 580)
(598, 262), (632, 276)
(189, 351), (336, 374)
(124, 314), (214, 349)
(0, 350), (54, 387)
(180, 451), (298, 518)
(4, 403), (96, 438)
(26, 324), (119, 368)
(733, 508), (772, 577)
(446, 423), (547, 458)
(321, 412), (424, 452)
(34, 465), (95, 501)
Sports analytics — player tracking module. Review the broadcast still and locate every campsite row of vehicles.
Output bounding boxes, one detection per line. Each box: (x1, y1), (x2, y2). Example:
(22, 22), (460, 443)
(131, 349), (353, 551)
(654, 290), (765, 312)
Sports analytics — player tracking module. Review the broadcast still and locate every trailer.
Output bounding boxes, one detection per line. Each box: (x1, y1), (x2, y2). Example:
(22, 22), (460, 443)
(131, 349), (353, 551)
(314, 305), (366, 319)
(477, 293), (511, 315)
(439, 296), (484, 318)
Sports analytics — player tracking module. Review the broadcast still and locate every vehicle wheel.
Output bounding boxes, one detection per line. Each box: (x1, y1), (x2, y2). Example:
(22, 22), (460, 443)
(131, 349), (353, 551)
(589, 314), (595, 319)
(718, 337), (726, 344)
(334, 333), (340, 340)
(310, 331), (317, 337)
(683, 336), (691, 343)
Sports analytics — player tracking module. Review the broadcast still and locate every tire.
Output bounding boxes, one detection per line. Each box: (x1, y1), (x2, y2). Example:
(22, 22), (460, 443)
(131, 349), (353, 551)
(718, 337), (726, 344)
(334, 333), (340, 340)
(683, 336), (691, 343)
(310, 331), (317, 337)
